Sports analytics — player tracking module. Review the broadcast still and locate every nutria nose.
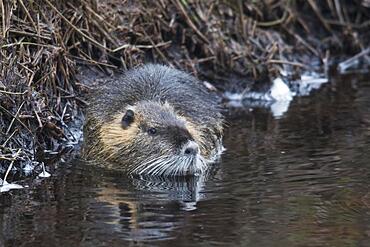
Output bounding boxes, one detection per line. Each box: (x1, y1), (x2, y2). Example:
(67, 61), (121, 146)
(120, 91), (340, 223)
(182, 141), (199, 156)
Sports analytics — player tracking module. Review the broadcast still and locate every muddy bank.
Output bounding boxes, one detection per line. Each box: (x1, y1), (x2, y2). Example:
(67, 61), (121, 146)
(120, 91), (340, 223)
(0, 0), (370, 179)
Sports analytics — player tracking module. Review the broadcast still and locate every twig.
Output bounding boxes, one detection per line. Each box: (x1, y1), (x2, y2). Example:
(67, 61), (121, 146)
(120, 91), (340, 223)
(174, 0), (210, 44)
(257, 11), (288, 27)
(44, 0), (112, 52)
(0, 89), (27, 95)
(80, 1), (116, 29)
(338, 47), (370, 72)
(307, 0), (333, 33)
(2, 149), (21, 186)
(0, 104), (33, 135)
(8, 29), (51, 40)
(1, 41), (57, 49)
(33, 109), (43, 128)
(1, 129), (17, 147)
(0, 0), (5, 38)
(18, 0), (38, 31)
(112, 41), (172, 53)
(142, 29), (171, 64)
(6, 101), (25, 135)
(268, 59), (309, 68)
(70, 55), (117, 69)
(284, 27), (320, 57)
(334, 0), (345, 24)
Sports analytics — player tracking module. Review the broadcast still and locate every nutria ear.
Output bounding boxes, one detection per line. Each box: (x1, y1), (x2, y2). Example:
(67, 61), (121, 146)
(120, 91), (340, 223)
(121, 109), (135, 129)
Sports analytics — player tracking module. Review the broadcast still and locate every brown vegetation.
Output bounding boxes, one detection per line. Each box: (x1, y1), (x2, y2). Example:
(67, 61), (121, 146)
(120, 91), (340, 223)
(0, 0), (369, 172)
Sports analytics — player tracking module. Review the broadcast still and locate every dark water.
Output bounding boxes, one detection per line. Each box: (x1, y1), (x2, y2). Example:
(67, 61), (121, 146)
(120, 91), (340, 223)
(1, 74), (370, 247)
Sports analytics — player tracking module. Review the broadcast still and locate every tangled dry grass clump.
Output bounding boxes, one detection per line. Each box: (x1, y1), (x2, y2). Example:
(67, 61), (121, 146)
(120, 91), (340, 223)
(0, 0), (369, 176)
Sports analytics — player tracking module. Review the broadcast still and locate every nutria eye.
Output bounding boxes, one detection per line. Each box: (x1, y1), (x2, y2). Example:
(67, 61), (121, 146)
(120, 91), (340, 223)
(147, 127), (157, 135)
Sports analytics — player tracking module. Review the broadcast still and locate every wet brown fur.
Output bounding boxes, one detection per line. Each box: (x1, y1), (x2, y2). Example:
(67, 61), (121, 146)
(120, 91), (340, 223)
(83, 64), (223, 174)
(97, 105), (209, 160)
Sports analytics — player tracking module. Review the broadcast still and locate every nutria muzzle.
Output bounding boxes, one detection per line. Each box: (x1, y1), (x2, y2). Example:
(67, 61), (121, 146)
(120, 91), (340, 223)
(181, 141), (199, 156)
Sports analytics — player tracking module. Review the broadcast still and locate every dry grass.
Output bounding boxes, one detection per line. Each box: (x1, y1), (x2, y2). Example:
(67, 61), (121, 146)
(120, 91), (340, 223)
(0, 0), (369, 173)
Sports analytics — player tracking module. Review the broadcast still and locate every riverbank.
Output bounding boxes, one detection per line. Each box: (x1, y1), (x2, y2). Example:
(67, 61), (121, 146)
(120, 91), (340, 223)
(1, 0), (369, 179)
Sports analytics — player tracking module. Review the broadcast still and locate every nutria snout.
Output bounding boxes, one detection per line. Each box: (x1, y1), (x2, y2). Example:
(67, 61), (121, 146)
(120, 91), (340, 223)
(83, 64), (223, 176)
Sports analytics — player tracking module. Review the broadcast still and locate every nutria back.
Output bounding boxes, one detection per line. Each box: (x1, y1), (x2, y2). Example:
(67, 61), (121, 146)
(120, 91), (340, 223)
(83, 64), (223, 176)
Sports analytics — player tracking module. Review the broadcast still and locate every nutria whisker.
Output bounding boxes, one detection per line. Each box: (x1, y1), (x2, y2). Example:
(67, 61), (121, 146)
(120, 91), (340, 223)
(148, 158), (171, 176)
(133, 156), (168, 175)
(140, 156), (176, 176)
(131, 152), (210, 176)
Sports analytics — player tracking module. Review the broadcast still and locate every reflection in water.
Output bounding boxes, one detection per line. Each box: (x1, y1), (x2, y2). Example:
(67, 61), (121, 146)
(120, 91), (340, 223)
(1, 74), (370, 246)
(130, 174), (210, 211)
(91, 172), (211, 241)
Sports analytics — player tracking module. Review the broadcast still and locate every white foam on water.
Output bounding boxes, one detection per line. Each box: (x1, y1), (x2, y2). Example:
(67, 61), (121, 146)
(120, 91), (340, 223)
(38, 162), (51, 178)
(270, 100), (291, 119)
(23, 163), (34, 173)
(224, 73), (328, 118)
(0, 181), (23, 193)
(270, 78), (293, 101)
(180, 201), (198, 211)
(295, 72), (328, 96)
(269, 78), (294, 118)
(38, 171), (51, 178)
(224, 77), (294, 118)
(23, 161), (39, 175)
(224, 92), (244, 101)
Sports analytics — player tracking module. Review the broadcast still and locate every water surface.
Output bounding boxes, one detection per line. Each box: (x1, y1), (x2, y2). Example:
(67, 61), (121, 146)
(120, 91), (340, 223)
(1, 74), (370, 247)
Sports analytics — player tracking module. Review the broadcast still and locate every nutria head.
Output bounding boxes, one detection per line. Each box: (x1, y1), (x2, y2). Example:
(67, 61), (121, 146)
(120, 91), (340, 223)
(98, 100), (207, 176)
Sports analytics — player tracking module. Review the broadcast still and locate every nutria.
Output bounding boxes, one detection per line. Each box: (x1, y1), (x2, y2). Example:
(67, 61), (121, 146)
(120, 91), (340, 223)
(83, 64), (223, 176)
